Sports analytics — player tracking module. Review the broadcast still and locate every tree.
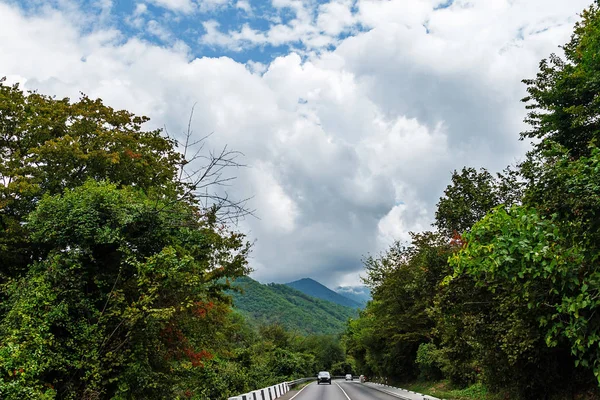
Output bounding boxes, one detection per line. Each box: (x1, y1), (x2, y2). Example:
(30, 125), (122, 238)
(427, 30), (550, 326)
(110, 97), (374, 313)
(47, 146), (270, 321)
(521, 1), (600, 158)
(0, 81), (184, 281)
(0, 181), (250, 398)
(346, 233), (452, 381)
(448, 205), (597, 396)
(0, 80), (252, 282)
(0, 82), (257, 399)
(434, 167), (521, 237)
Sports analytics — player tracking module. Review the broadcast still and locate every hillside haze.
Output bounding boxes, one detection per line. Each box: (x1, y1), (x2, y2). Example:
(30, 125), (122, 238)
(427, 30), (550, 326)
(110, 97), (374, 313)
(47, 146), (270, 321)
(335, 285), (371, 307)
(285, 278), (362, 309)
(230, 276), (357, 335)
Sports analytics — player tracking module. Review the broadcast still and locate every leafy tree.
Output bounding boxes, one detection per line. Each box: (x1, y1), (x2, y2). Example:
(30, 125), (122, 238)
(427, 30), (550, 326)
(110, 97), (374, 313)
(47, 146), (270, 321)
(344, 3), (600, 399)
(346, 233), (452, 381)
(434, 168), (500, 236)
(0, 181), (249, 398)
(0, 80), (183, 281)
(434, 167), (522, 237)
(0, 81), (259, 399)
(521, 1), (600, 158)
(294, 334), (345, 372)
(448, 204), (597, 396)
(414, 343), (443, 380)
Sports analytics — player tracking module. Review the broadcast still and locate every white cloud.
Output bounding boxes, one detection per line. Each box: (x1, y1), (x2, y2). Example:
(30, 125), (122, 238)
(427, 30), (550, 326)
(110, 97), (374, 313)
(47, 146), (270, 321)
(0, 0), (592, 287)
(147, 0), (194, 13)
(198, 0), (230, 12)
(135, 3), (148, 15)
(200, 0), (358, 51)
(147, 20), (173, 41)
(125, 3), (147, 28)
(235, 0), (251, 13)
(317, 0), (356, 36)
(377, 203), (429, 247)
(249, 162), (299, 233)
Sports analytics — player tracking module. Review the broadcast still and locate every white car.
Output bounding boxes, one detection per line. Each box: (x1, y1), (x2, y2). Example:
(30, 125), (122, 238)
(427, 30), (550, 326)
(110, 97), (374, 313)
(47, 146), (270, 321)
(345, 374), (353, 381)
(317, 371), (331, 385)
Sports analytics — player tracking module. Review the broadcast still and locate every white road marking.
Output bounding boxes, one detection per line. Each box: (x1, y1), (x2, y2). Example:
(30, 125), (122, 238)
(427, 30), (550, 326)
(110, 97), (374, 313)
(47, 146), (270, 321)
(335, 382), (352, 400)
(289, 382), (312, 400)
(364, 384), (412, 400)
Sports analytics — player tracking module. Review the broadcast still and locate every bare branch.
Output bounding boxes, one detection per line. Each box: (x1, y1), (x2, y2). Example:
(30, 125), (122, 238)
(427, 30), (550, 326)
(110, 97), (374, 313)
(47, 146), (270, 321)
(172, 107), (256, 224)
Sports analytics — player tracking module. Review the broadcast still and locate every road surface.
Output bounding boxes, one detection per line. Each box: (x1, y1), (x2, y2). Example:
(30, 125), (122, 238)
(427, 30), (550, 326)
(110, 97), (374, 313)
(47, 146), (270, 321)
(278, 379), (431, 400)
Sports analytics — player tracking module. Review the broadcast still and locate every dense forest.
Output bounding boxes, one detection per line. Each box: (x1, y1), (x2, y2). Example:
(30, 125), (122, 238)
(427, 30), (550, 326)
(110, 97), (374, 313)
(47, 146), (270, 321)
(285, 278), (363, 309)
(230, 277), (358, 335)
(0, 80), (353, 398)
(343, 2), (600, 399)
(4, 1), (600, 399)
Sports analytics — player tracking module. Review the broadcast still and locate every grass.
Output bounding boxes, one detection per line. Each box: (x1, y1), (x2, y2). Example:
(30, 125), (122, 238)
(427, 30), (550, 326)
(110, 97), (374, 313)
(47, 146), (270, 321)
(397, 380), (600, 400)
(289, 380), (313, 391)
(397, 380), (503, 400)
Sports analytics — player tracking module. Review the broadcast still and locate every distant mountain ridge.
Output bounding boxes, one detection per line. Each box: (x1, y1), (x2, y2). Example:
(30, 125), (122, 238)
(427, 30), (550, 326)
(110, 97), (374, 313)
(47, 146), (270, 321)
(334, 285), (371, 306)
(229, 276), (357, 335)
(285, 278), (362, 309)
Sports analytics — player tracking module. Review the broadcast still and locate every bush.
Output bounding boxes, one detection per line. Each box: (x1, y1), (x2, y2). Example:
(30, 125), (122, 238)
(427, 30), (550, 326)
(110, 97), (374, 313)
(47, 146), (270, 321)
(415, 343), (443, 380)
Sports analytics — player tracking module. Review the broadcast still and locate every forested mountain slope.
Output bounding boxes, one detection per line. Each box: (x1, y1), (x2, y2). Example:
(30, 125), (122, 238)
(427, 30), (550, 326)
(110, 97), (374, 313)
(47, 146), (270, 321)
(285, 278), (362, 308)
(230, 277), (358, 335)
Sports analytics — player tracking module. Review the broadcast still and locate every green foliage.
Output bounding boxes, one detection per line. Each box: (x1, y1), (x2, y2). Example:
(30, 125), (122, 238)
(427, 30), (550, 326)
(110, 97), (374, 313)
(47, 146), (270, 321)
(346, 232), (453, 380)
(522, 1), (600, 157)
(434, 167), (522, 237)
(446, 205), (589, 396)
(0, 81), (183, 280)
(330, 360), (355, 376)
(294, 334), (345, 372)
(345, 5), (600, 398)
(0, 80), (357, 399)
(400, 380), (502, 400)
(415, 343), (443, 380)
(285, 278), (361, 309)
(0, 181), (250, 398)
(434, 168), (502, 236)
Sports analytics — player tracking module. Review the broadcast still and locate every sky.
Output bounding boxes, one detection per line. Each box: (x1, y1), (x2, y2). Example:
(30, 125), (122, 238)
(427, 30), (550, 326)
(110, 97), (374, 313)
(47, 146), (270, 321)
(0, 0), (591, 288)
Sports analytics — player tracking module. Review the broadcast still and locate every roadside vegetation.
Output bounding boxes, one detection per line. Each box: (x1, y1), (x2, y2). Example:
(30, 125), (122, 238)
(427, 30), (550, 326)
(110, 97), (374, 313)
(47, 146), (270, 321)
(4, 1), (600, 399)
(343, 2), (600, 399)
(0, 80), (354, 398)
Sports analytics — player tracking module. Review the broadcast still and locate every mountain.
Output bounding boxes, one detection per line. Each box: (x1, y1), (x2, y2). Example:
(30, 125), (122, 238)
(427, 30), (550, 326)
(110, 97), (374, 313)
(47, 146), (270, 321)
(334, 285), (371, 307)
(229, 276), (358, 335)
(285, 278), (362, 309)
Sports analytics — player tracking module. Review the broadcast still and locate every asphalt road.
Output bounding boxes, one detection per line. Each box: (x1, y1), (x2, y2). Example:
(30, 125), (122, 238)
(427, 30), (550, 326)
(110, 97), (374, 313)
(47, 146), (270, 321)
(280, 380), (409, 400)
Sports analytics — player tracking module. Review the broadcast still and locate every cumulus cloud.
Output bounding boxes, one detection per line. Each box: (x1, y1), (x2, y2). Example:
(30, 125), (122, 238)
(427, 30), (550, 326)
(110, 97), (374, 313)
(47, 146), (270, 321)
(235, 0), (251, 13)
(0, 0), (591, 287)
(200, 0), (358, 51)
(147, 0), (195, 13)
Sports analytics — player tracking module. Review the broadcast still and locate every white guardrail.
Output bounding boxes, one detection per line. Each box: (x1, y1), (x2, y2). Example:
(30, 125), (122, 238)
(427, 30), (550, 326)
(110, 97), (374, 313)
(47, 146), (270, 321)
(228, 378), (316, 400)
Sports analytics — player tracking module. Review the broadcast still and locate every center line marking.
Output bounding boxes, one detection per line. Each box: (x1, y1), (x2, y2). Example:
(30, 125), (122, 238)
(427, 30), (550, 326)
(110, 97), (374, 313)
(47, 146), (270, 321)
(335, 382), (352, 400)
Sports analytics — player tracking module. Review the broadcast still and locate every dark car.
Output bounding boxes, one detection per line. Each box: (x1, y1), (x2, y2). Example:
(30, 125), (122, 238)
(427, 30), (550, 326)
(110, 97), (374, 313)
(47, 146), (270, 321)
(317, 371), (331, 385)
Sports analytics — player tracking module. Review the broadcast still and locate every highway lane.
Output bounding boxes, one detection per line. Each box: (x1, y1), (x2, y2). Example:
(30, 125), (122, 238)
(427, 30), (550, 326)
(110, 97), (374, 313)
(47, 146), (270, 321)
(283, 379), (406, 400)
